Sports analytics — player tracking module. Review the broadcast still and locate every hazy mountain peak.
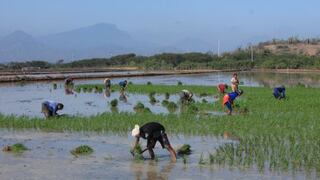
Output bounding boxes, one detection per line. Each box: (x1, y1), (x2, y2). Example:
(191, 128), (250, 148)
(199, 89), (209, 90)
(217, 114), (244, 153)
(2, 30), (34, 42)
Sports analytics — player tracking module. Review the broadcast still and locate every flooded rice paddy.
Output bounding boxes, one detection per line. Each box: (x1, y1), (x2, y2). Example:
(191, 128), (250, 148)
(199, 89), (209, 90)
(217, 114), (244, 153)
(1, 71), (320, 179)
(0, 131), (310, 180)
(0, 82), (217, 117)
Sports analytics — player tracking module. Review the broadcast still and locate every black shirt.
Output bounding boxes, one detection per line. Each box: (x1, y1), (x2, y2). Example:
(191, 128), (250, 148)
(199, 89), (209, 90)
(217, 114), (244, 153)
(139, 122), (165, 139)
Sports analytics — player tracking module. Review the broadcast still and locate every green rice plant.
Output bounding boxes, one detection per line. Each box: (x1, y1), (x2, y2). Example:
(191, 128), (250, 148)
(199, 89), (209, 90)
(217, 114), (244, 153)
(132, 143), (144, 161)
(147, 81), (152, 85)
(110, 99), (118, 107)
(202, 98), (208, 103)
(3, 143), (28, 153)
(177, 144), (192, 155)
(182, 155), (188, 164)
(149, 91), (156, 98)
(198, 153), (206, 165)
(71, 145), (94, 156)
(149, 96), (157, 104)
(110, 107), (119, 113)
(199, 92), (208, 97)
(128, 81), (133, 85)
(134, 102), (150, 113)
(52, 83), (57, 90)
(166, 101), (178, 113)
(177, 81), (183, 86)
(162, 99), (169, 106)
(165, 92), (170, 100)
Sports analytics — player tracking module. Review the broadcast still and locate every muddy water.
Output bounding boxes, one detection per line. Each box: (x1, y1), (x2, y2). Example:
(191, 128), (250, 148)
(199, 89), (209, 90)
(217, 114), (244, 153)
(0, 130), (310, 180)
(0, 82), (217, 117)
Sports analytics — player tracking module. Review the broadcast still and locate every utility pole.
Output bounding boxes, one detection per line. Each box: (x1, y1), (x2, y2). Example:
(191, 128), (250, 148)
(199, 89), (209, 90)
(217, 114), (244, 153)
(250, 43), (254, 62)
(217, 40), (220, 57)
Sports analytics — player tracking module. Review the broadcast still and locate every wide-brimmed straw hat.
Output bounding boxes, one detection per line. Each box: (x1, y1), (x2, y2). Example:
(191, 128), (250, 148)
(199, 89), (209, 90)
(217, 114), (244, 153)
(131, 124), (140, 137)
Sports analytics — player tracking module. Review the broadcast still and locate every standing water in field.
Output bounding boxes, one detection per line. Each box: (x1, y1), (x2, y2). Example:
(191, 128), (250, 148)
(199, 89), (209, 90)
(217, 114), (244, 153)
(0, 82), (216, 117)
(0, 130), (313, 179)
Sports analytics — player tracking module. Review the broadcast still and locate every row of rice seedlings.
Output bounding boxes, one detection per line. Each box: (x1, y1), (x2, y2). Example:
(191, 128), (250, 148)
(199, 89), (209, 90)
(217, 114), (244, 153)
(133, 102), (151, 113)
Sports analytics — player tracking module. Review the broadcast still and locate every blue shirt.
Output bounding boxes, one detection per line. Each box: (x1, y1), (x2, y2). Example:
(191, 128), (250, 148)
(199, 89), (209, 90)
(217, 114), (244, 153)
(44, 101), (58, 114)
(228, 92), (239, 102)
(273, 87), (286, 98)
(119, 81), (127, 87)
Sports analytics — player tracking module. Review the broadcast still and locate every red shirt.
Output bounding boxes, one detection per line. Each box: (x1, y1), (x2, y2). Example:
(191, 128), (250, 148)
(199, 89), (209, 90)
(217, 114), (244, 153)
(218, 84), (226, 93)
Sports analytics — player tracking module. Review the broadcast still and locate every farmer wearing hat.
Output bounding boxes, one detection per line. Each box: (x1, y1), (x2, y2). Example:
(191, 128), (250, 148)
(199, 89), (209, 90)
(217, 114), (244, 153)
(41, 100), (64, 118)
(64, 77), (74, 86)
(119, 80), (128, 92)
(131, 122), (177, 162)
(104, 78), (111, 90)
(273, 85), (286, 99)
(180, 89), (193, 103)
(222, 89), (243, 115)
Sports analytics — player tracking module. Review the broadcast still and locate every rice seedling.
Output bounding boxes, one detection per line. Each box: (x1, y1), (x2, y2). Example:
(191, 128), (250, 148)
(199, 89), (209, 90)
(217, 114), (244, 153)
(52, 83), (57, 89)
(199, 92), (208, 97)
(133, 102), (151, 113)
(149, 96), (157, 104)
(165, 92), (170, 100)
(162, 99), (169, 106)
(198, 153), (206, 165)
(177, 144), (192, 155)
(110, 99), (118, 107)
(166, 101), (178, 113)
(131, 143), (144, 161)
(71, 145), (94, 156)
(147, 81), (152, 85)
(149, 91), (156, 97)
(182, 155), (188, 164)
(177, 81), (183, 86)
(3, 143), (28, 153)
(201, 98), (208, 103)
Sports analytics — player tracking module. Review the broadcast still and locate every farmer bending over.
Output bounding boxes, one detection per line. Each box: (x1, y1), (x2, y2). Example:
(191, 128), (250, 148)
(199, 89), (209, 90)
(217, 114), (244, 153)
(104, 78), (111, 90)
(41, 100), (64, 118)
(180, 89), (193, 103)
(222, 89), (243, 115)
(64, 77), (74, 86)
(119, 80), (128, 92)
(217, 83), (228, 94)
(131, 122), (177, 162)
(273, 85), (286, 99)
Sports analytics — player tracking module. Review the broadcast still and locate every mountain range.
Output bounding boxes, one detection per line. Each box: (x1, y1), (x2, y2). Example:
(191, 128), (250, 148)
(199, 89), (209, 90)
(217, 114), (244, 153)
(0, 23), (213, 63)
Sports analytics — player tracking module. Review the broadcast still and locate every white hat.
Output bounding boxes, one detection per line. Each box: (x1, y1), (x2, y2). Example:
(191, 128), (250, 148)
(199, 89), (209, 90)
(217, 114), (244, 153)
(131, 124), (140, 137)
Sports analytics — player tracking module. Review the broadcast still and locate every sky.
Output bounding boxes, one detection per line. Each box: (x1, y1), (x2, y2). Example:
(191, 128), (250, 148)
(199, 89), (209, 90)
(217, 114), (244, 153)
(1, 0), (320, 50)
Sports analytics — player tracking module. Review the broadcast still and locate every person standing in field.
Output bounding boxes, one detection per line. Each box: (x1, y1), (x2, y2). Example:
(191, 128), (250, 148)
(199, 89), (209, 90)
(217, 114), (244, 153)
(180, 89), (193, 103)
(273, 85), (286, 99)
(217, 83), (228, 94)
(131, 122), (177, 162)
(222, 89), (243, 115)
(64, 77), (74, 86)
(41, 100), (64, 118)
(104, 78), (111, 90)
(231, 73), (239, 92)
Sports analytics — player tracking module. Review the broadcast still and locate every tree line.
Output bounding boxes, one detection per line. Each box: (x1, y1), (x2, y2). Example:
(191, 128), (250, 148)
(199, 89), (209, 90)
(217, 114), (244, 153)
(1, 49), (320, 71)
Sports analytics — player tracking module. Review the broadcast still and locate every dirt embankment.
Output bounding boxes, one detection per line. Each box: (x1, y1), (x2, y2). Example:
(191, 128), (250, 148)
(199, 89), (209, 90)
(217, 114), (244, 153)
(262, 43), (320, 56)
